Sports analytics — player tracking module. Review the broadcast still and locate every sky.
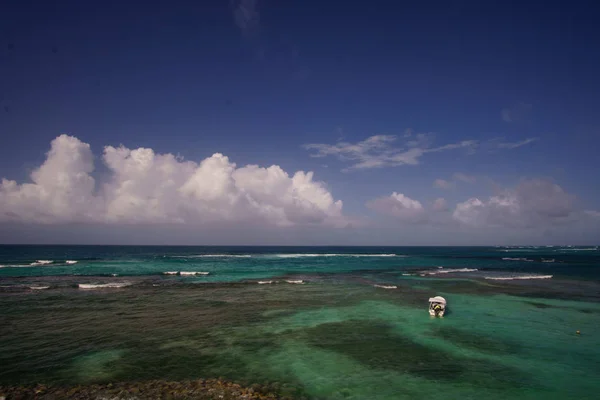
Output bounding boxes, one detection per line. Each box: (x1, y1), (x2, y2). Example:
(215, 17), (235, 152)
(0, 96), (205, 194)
(0, 0), (599, 245)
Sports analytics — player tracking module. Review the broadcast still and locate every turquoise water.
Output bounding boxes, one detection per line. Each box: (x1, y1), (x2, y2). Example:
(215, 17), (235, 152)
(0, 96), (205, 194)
(1, 245), (600, 399)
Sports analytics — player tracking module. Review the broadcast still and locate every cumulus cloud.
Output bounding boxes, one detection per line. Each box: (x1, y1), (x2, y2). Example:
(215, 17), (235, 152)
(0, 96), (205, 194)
(366, 192), (426, 222)
(0, 135), (348, 228)
(304, 133), (477, 171)
(432, 198), (449, 212)
(368, 179), (588, 231)
(452, 179), (575, 228)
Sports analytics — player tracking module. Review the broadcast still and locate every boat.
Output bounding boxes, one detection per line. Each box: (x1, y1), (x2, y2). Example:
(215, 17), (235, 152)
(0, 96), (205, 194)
(428, 296), (447, 317)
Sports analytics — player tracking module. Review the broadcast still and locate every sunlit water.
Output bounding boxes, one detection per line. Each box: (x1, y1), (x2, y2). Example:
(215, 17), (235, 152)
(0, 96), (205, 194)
(1, 245), (599, 399)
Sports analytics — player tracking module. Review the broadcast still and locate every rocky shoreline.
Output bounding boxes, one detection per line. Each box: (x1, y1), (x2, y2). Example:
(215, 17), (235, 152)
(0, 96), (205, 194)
(0, 379), (304, 400)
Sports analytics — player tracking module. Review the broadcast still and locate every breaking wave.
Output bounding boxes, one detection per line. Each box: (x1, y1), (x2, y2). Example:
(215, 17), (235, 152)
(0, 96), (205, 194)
(421, 268), (478, 275)
(30, 260), (53, 266)
(373, 284), (397, 289)
(272, 254), (399, 258)
(66, 260), (78, 264)
(484, 275), (553, 281)
(78, 282), (132, 289)
(171, 255), (252, 258)
(285, 280), (304, 284)
(502, 257), (534, 262)
(179, 271), (210, 276)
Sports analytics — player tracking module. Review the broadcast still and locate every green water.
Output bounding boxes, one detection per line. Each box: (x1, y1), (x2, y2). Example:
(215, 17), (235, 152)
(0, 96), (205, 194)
(2, 278), (599, 399)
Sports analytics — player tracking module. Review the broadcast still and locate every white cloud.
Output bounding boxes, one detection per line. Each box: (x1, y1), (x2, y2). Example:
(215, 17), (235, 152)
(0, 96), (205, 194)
(304, 133), (477, 171)
(502, 102), (532, 122)
(584, 210), (600, 218)
(452, 173), (476, 183)
(494, 137), (538, 149)
(452, 179), (574, 228)
(304, 131), (536, 171)
(366, 192), (426, 222)
(0, 135), (348, 228)
(232, 0), (260, 37)
(433, 179), (454, 190)
(432, 198), (448, 212)
(434, 173), (476, 190)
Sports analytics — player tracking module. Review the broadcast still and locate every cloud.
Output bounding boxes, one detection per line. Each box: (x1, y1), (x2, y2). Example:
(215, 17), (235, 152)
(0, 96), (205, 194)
(232, 0), (260, 37)
(366, 192), (426, 222)
(433, 179), (454, 190)
(304, 133), (478, 171)
(0, 135), (349, 228)
(452, 179), (575, 228)
(432, 198), (449, 212)
(434, 173), (476, 190)
(584, 210), (600, 218)
(452, 173), (476, 183)
(368, 179), (589, 232)
(494, 137), (538, 149)
(502, 102), (532, 122)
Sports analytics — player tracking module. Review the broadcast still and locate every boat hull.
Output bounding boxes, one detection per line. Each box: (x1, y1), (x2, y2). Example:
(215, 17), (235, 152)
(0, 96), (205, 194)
(429, 309), (445, 317)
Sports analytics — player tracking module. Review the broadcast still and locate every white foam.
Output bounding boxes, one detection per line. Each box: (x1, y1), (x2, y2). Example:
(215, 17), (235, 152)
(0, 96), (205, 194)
(484, 275), (553, 281)
(423, 268), (478, 275)
(373, 284), (397, 289)
(179, 271), (210, 276)
(78, 282), (132, 289)
(172, 254), (252, 258)
(30, 260), (53, 266)
(66, 260), (78, 264)
(273, 253), (398, 258)
(258, 280), (275, 284)
(286, 280), (304, 284)
(163, 271), (179, 275)
(401, 273), (414, 276)
(541, 259), (555, 263)
(29, 286), (50, 290)
(502, 257), (534, 262)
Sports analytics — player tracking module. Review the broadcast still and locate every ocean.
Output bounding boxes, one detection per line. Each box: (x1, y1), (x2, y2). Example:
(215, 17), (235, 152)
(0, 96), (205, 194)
(1, 245), (599, 399)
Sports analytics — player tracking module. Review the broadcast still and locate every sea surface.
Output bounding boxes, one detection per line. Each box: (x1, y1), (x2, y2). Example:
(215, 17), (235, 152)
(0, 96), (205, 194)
(1, 245), (600, 399)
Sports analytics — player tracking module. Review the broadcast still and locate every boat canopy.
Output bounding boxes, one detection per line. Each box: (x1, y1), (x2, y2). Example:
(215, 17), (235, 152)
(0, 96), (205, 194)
(428, 296), (446, 305)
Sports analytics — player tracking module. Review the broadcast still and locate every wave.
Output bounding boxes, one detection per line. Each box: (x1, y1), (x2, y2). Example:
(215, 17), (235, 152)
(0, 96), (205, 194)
(484, 275), (553, 281)
(541, 259), (556, 263)
(162, 271), (210, 276)
(258, 280), (275, 284)
(78, 282), (132, 289)
(502, 257), (534, 262)
(66, 260), (78, 264)
(179, 271), (210, 276)
(556, 247), (598, 251)
(373, 284), (397, 289)
(29, 286), (50, 290)
(421, 268), (478, 275)
(286, 280), (304, 284)
(30, 260), (53, 266)
(272, 254), (399, 258)
(171, 255), (252, 258)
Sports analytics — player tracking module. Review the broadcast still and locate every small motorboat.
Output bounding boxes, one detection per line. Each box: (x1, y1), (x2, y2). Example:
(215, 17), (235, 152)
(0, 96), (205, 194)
(428, 296), (447, 317)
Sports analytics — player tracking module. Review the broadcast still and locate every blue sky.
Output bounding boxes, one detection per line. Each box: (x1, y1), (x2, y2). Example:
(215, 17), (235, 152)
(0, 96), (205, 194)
(0, 0), (599, 245)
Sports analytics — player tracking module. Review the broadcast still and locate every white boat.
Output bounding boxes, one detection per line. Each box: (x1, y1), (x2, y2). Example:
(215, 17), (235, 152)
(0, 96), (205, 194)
(428, 296), (447, 317)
